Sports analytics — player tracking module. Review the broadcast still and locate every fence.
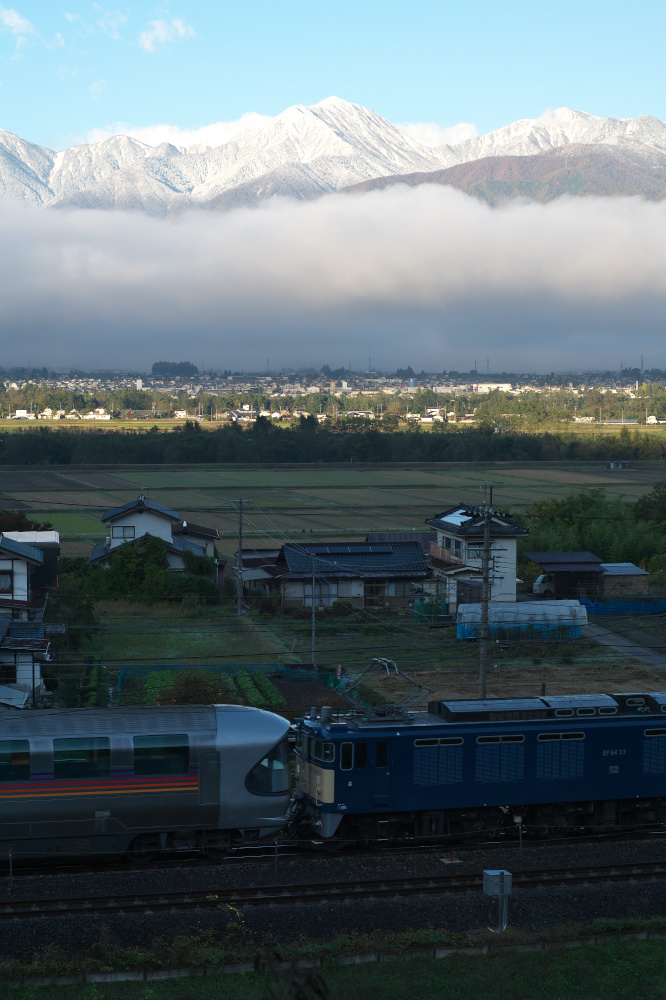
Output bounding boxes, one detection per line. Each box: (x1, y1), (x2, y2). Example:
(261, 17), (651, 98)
(580, 598), (666, 615)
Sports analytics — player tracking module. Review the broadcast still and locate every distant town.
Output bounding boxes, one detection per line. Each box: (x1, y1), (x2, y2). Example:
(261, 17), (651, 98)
(1, 362), (665, 426)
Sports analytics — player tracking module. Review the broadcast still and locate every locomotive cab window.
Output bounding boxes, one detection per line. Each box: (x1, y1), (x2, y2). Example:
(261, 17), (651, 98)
(376, 741), (388, 767)
(54, 737), (110, 779)
(0, 739), (29, 781)
(310, 740), (335, 763)
(133, 734), (189, 775)
(246, 738), (289, 795)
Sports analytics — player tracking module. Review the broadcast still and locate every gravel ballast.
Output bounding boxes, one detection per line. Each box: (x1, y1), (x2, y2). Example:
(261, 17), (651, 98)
(1, 837), (666, 960)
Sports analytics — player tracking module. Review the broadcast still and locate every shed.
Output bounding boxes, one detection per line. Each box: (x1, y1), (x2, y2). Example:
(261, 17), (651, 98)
(524, 551), (604, 599)
(457, 600), (587, 639)
(601, 563), (649, 596)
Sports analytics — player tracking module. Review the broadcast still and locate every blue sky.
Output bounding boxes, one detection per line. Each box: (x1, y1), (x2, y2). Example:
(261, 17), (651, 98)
(1, 0), (665, 150)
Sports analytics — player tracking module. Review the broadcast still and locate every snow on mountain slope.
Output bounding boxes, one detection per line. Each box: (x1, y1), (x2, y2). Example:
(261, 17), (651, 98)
(0, 129), (55, 205)
(433, 108), (602, 167)
(1, 99), (665, 212)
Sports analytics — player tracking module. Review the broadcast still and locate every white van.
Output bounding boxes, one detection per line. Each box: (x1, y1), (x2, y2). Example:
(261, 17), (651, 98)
(533, 574), (555, 596)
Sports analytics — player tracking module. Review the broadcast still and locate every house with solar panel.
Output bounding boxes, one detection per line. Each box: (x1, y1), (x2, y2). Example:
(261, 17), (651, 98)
(89, 494), (221, 572)
(425, 503), (529, 613)
(268, 541), (436, 610)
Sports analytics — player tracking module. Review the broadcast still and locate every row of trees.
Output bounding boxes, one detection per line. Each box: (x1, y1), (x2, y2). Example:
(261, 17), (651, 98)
(3, 420), (666, 465)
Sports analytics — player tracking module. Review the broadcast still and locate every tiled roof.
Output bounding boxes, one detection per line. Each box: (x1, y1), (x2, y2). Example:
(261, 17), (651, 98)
(366, 532), (436, 556)
(101, 495), (181, 523)
(426, 503), (529, 537)
(89, 534), (205, 562)
(2, 621), (50, 653)
(0, 534), (44, 563)
(601, 562), (649, 576)
(525, 551), (603, 565)
(278, 541), (428, 579)
(525, 551), (604, 573)
(170, 535), (205, 557)
(173, 520), (220, 540)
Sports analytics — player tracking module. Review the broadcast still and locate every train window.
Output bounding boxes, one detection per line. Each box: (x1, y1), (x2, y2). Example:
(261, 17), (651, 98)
(133, 734), (189, 775)
(538, 732), (585, 741)
(576, 708), (595, 717)
(598, 707), (617, 716)
(555, 709), (574, 717)
(440, 737), (464, 746)
(54, 737), (110, 779)
(477, 735), (524, 744)
(310, 740), (335, 763)
(627, 698), (645, 706)
(644, 729), (666, 737)
(0, 740), (29, 781)
(376, 741), (388, 767)
(355, 743), (368, 768)
(246, 738), (290, 795)
(414, 739), (438, 747)
(661, 706), (666, 713)
(341, 742), (353, 770)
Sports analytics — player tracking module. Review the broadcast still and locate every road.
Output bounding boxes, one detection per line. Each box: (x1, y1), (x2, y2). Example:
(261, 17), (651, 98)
(582, 622), (666, 668)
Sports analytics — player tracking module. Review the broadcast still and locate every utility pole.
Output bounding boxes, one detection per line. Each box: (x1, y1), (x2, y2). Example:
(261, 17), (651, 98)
(311, 558), (316, 667)
(231, 499), (253, 616)
(479, 504), (492, 700)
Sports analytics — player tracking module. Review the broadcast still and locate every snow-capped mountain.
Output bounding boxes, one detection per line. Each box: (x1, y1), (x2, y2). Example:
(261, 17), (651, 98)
(1, 98), (665, 212)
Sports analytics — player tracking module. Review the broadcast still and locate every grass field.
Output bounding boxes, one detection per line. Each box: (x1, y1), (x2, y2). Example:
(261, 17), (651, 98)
(56, 594), (666, 713)
(5, 939), (666, 1000)
(2, 460), (665, 559)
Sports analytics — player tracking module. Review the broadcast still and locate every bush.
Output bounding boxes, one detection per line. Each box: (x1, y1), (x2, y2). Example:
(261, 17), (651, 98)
(329, 599), (355, 617)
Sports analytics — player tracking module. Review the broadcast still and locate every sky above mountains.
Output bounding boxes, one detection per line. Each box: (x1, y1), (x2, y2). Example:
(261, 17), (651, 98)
(0, 0), (665, 151)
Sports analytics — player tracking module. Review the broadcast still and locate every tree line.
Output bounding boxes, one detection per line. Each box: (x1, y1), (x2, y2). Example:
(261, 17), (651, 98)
(2, 418), (666, 465)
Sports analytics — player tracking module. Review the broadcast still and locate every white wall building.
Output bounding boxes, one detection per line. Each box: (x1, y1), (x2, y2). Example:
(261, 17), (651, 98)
(89, 495), (211, 571)
(425, 503), (529, 613)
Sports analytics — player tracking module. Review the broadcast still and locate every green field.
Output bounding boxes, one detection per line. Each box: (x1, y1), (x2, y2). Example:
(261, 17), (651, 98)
(4, 939), (666, 1000)
(2, 460), (664, 558)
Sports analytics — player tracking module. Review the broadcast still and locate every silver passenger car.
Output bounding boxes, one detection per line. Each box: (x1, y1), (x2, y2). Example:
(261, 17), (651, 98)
(0, 704), (290, 859)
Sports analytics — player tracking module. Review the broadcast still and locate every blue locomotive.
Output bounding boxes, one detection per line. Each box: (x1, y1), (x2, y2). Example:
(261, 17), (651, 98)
(293, 692), (666, 840)
(0, 704), (290, 859)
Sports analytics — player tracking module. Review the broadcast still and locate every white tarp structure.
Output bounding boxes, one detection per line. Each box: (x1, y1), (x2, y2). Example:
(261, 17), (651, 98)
(457, 600), (587, 638)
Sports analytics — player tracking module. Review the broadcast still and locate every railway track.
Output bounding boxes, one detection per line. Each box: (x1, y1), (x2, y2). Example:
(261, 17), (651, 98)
(2, 862), (666, 919)
(7, 828), (666, 879)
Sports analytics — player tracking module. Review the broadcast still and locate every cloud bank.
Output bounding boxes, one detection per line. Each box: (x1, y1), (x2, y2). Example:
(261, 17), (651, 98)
(399, 121), (478, 147)
(1, 186), (665, 372)
(86, 112), (273, 149)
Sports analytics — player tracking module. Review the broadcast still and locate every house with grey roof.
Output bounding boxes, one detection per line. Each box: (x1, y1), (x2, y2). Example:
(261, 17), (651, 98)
(89, 494), (209, 572)
(265, 541), (436, 610)
(426, 503), (529, 613)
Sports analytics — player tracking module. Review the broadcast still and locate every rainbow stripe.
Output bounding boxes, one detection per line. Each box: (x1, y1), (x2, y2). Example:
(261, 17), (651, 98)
(0, 772), (199, 800)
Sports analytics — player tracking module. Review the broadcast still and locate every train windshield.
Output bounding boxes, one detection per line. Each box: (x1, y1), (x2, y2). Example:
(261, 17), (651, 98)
(246, 737), (290, 795)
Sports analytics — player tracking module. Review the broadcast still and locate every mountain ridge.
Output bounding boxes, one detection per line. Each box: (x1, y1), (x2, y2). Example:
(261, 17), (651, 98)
(1, 98), (665, 212)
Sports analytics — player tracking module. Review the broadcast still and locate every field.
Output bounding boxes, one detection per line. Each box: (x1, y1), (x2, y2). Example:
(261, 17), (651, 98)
(2, 460), (665, 560)
(4, 939), (666, 1000)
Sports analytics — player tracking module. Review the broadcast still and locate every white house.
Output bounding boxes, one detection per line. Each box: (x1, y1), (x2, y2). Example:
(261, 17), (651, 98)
(89, 495), (209, 571)
(425, 503), (529, 613)
(0, 535), (54, 707)
(0, 533), (46, 617)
